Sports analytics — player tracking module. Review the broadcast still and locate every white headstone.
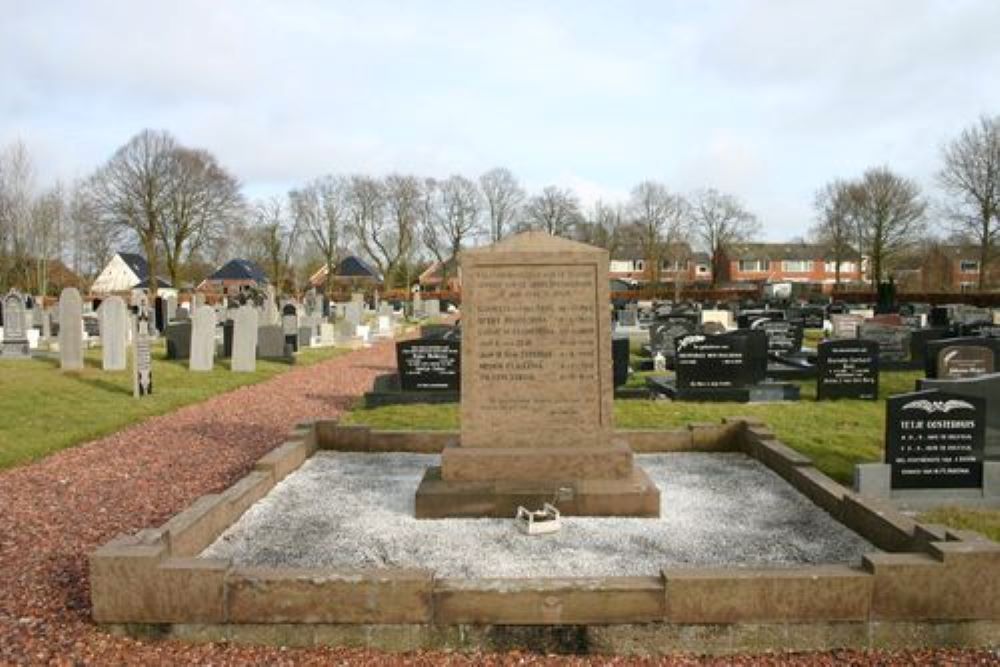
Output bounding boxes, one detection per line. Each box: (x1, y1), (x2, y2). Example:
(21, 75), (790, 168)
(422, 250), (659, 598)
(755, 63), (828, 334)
(1, 291), (30, 359)
(262, 286), (279, 325)
(100, 296), (128, 371)
(189, 305), (216, 371)
(231, 305), (259, 373)
(59, 287), (84, 371)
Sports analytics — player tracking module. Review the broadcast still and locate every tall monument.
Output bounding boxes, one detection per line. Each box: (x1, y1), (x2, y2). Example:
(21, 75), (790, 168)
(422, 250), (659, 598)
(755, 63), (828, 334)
(414, 231), (660, 518)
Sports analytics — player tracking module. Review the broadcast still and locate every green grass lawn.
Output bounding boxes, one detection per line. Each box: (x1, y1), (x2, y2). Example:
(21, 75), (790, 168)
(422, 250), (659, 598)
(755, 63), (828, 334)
(342, 368), (1000, 542)
(0, 343), (346, 470)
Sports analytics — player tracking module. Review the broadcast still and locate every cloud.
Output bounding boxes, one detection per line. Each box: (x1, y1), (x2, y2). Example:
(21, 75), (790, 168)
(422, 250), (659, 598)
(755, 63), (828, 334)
(1, 1), (998, 240)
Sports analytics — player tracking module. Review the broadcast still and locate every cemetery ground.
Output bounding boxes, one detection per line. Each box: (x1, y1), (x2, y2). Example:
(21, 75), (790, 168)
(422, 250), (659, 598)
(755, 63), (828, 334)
(343, 368), (1000, 542)
(0, 341), (347, 469)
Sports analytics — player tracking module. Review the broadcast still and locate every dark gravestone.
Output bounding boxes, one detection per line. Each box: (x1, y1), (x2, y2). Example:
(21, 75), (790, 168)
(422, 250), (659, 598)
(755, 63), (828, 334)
(918, 372), (1000, 460)
(396, 339), (460, 391)
(649, 319), (696, 357)
(282, 304), (298, 353)
(758, 319), (803, 357)
(737, 309), (783, 330)
(154, 296), (166, 334)
(929, 306), (951, 328)
(164, 321), (192, 360)
(924, 337), (1000, 379)
(801, 307), (826, 330)
(885, 390), (985, 489)
(676, 330), (766, 390)
(937, 344), (994, 380)
(222, 320), (234, 358)
(959, 321), (1000, 338)
(816, 339), (879, 401)
(909, 328), (953, 369)
(612, 335), (630, 387)
(859, 322), (910, 363)
(82, 314), (100, 337)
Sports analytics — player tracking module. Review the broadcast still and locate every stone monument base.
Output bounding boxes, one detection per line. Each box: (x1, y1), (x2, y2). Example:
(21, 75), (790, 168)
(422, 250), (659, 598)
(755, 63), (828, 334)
(646, 376), (800, 403)
(414, 466), (661, 519)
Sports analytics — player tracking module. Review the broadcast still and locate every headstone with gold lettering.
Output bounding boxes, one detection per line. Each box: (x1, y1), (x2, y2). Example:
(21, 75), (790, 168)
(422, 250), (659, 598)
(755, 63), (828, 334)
(414, 232), (660, 518)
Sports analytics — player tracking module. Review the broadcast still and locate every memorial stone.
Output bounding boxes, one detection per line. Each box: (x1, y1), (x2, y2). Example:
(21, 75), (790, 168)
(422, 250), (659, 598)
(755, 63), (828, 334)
(758, 319), (804, 357)
(58, 287), (84, 371)
(1, 291), (30, 359)
(937, 344), (995, 380)
(858, 322), (910, 362)
(416, 232), (659, 518)
(816, 339), (878, 400)
(885, 389), (984, 489)
(189, 305), (216, 371)
(424, 299), (441, 319)
(231, 305), (258, 372)
(165, 321), (192, 360)
(396, 338), (460, 391)
(100, 296), (128, 371)
(831, 314), (863, 339)
(925, 337), (1000, 379)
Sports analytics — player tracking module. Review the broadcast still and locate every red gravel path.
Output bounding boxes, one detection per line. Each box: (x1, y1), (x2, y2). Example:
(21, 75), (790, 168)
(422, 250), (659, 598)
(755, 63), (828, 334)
(0, 342), (995, 665)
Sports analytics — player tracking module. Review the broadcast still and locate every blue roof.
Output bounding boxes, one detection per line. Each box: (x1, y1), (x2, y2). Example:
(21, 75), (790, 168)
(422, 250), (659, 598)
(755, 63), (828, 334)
(117, 252), (173, 288)
(337, 255), (380, 279)
(208, 259), (268, 283)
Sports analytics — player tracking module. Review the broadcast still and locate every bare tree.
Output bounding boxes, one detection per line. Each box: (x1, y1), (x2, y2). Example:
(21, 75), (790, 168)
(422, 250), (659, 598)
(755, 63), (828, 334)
(627, 181), (689, 287)
(479, 167), (524, 242)
(938, 115), (1000, 290)
(159, 147), (244, 287)
(0, 141), (35, 290)
(290, 175), (350, 294)
(577, 200), (626, 254)
(381, 174), (421, 289)
(690, 188), (760, 286)
(69, 181), (117, 282)
(249, 197), (300, 293)
(28, 184), (65, 295)
(89, 130), (177, 300)
(422, 175), (481, 288)
(811, 179), (859, 290)
(852, 167), (926, 287)
(520, 185), (582, 237)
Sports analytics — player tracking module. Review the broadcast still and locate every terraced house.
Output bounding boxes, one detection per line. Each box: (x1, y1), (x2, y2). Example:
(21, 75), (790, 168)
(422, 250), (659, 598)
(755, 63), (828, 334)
(608, 242), (713, 286)
(721, 242), (866, 292)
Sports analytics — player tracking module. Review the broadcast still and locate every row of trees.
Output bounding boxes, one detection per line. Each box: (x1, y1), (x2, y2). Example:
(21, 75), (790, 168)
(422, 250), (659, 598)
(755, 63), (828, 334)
(1, 115), (996, 297)
(812, 115), (1000, 290)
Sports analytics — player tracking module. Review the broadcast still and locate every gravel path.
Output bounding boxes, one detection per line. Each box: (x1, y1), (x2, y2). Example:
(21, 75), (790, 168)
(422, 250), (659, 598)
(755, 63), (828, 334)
(0, 341), (994, 665)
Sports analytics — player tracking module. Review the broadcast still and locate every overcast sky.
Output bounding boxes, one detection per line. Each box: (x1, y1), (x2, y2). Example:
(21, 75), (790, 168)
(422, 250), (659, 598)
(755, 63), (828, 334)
(3, 0), (998, 240)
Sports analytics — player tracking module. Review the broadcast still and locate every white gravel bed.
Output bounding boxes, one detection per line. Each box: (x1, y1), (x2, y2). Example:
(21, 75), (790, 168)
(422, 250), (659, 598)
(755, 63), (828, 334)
(202, 452), (875, 577)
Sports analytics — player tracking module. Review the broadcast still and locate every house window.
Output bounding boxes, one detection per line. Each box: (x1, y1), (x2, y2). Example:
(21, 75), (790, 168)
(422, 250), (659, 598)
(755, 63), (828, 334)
(738, 259), (769, 272)
(824, 261), (855, 273)
(660, 259), (686, 271)
(782, 260), (813, 273)
(960, 260), (980, 273)
(697, 265), (708, 274)
(610, 260), (633, 273)
(634, 260), (645, 271)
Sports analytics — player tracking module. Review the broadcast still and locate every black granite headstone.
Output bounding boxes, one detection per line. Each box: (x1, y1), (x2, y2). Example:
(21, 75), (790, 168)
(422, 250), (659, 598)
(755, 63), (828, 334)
(924, 337), (1000, 379)
(612, 335), (630, 387)
(396, 339), (460, 391)
(885, 389), (985, 489)
(816, 339), (879, 400)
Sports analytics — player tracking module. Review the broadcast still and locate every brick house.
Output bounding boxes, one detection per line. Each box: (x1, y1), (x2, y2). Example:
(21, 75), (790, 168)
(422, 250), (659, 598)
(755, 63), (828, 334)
(893, 244), (999, 292)
(308, 255), (383, 290)
(720, 243), (865, 291)
(608, 243), (712, 285)
(197, 259), (268, 296)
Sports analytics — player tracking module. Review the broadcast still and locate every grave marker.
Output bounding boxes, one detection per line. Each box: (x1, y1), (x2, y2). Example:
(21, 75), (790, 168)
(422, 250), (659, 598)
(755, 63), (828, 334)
(100, 296), (128, 371)
(59, 287), (84, 371)
(816, 339), (878, 401)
